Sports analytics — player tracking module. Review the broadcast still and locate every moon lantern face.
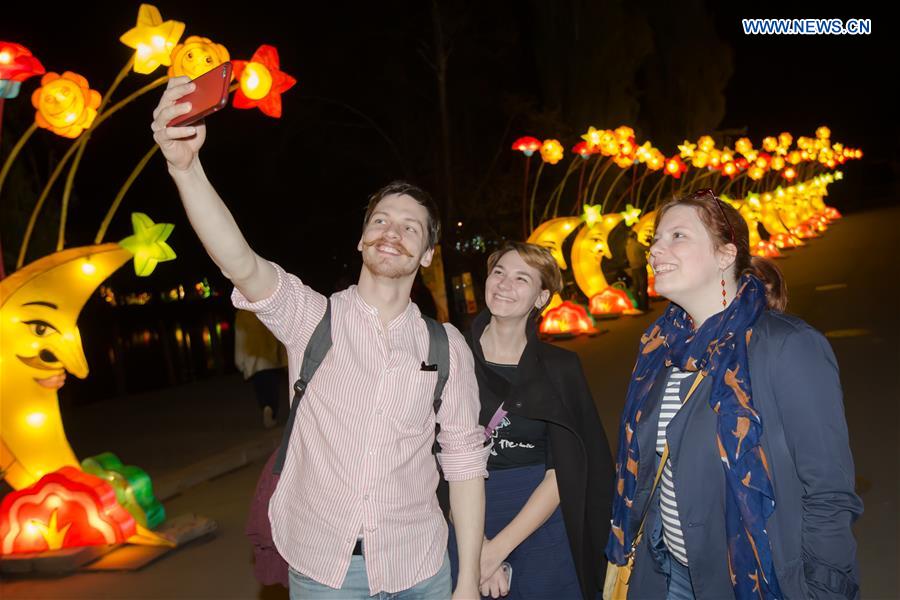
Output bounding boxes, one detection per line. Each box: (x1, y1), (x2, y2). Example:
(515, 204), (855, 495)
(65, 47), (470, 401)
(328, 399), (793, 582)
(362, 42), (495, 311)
(0, 244), (132, 489)
(527, 217), (581, 270)
(571, 213), (624, 298)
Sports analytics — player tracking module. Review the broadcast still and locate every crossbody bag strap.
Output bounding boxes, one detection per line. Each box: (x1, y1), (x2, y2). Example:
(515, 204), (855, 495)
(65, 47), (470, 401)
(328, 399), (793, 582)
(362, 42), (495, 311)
(629, 371), (705, 553)
(272, 298), (332, 475)
(422, 316), (450, 415)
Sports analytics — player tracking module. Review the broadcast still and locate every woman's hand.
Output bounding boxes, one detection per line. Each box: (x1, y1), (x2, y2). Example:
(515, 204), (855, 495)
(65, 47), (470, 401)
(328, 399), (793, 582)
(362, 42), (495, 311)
(479, 566), (511, 598)
(479, 537), (509, 585)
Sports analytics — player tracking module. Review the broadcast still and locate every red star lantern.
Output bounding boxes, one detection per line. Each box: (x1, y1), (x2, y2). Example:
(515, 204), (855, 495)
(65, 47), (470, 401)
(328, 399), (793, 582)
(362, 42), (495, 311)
(664, 155), (688, 179)
(232, 45), (296, 118)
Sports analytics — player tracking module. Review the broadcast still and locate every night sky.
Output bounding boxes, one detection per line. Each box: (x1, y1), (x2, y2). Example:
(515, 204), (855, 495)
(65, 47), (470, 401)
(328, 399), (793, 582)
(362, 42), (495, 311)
(2, 1), (896, 295)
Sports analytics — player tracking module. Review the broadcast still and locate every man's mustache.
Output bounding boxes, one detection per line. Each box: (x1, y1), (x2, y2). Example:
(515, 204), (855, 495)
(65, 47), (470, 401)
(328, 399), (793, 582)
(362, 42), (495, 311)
(363, 238), (413, 257)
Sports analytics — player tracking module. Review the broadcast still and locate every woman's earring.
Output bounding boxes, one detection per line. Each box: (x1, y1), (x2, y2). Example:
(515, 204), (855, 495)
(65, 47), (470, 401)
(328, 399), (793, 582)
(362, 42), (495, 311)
(721, 271), (727, 307)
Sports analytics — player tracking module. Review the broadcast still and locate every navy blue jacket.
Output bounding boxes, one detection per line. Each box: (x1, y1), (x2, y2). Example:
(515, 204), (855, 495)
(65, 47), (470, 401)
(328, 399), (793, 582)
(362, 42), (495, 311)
(627, 311), (863, 600)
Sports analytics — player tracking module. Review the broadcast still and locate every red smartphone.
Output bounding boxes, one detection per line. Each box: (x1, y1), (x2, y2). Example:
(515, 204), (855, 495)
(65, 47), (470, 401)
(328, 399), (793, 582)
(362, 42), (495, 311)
(168, 62), (233, 127)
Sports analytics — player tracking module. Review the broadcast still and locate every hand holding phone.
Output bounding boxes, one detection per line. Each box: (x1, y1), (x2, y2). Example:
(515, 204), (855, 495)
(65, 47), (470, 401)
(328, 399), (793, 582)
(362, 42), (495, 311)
(167, 62), (232, 127)
(501, 562), (512, 589)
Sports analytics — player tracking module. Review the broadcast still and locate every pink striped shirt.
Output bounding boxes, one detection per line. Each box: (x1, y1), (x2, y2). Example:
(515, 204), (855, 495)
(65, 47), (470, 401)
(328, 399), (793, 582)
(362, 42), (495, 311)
(233, 263), (488, 594)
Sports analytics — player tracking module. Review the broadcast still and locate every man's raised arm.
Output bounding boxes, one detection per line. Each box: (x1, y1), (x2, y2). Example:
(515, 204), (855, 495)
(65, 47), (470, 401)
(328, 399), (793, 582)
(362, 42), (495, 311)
(151, 76), (276, 301)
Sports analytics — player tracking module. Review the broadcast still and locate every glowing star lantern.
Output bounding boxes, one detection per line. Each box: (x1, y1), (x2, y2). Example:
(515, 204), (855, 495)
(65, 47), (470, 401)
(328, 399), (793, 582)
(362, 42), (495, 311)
(677, 140), (696, 159)
(118, 213), (176, 277)
(621, 204), (642, 227)
(581, 126), (602, 150)
(589, 286), (634, 318)
(782, 167), (797, 181)
(167, 36), (231, 79)
(0, 467), (136, 554)
(512, 136), (541, 157)
(0, 245), (133, 490)
(664, 155), (687, 179)
(232, 45), (296, 119)
(31, 72), (101, 138)
(539, 301), (596, 337)
(539, 139), (564, 165)
(582, 204), (603, 227)
(81, 452), (165, 529)
(119, 4), (185, 74)
(0, 42), (45, 99)
(571, 213), (624, 299)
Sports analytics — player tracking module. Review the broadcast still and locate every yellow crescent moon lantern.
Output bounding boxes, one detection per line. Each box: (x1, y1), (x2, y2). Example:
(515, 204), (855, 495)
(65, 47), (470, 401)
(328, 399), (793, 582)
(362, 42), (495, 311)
(527, 217), (581, 270)
(570, 213), (624, 298)
(0, 244), (132, 490)
(632, 210), (656, 246)
(527, 217), (581, 315)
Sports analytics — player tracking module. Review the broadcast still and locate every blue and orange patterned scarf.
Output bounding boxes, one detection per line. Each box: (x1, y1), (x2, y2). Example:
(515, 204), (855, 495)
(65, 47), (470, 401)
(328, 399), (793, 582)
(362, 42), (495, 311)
(606, 274), (782, 600)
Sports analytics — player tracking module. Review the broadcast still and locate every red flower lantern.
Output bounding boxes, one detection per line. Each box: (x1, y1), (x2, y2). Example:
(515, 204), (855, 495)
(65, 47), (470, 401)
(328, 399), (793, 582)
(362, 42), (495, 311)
(511, 136), (541, 157)
(0, 42), (45, 99)
(539, 301), (597, 337)
(571, 141), (593, 159)
(1, 467), (136, 555)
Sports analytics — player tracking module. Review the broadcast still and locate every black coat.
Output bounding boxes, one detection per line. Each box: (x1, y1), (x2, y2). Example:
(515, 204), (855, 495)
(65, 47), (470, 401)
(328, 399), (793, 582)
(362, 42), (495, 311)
(467, 309), (615, 600)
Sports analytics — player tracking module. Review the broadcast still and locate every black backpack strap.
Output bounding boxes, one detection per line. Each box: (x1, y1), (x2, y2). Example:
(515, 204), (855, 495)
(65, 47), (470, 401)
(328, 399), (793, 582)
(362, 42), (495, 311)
(273, 298), (332, 474)
(422, 316), (450, 415)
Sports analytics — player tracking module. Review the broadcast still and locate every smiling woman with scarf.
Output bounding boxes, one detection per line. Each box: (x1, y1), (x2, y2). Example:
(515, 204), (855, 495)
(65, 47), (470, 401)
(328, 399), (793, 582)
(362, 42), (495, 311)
(606, 190), (862, 600)
(443, 241), (615, 599)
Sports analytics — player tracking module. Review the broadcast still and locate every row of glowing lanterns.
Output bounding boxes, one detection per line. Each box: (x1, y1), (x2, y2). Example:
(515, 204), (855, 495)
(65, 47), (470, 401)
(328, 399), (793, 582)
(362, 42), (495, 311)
(0, 4), (295, 140)
(526, 128), (851, 338)
(511, 125), (861, 180)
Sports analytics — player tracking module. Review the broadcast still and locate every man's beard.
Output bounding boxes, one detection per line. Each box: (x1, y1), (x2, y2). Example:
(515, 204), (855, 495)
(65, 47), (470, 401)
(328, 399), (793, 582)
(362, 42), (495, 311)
(361, 238), (418, 279)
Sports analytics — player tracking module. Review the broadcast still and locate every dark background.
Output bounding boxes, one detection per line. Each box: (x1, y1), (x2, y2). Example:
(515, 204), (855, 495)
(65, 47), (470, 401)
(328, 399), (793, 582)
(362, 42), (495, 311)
(1, 1), (896, 402)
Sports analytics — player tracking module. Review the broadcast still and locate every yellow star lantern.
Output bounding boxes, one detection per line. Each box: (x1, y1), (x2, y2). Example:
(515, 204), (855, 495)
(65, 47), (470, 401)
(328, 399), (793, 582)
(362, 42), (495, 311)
(167, 36), (230, 79)
(621, 204), (642, 226)
(119, 4), (185, 75)
(31, 72), (101, 138)
(762, 136), (779, 152)
(677, 140), (696, 159)
(581, 126), (602, 150)
(117, 213), (176, 277)
(582, 204), (603, 227)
